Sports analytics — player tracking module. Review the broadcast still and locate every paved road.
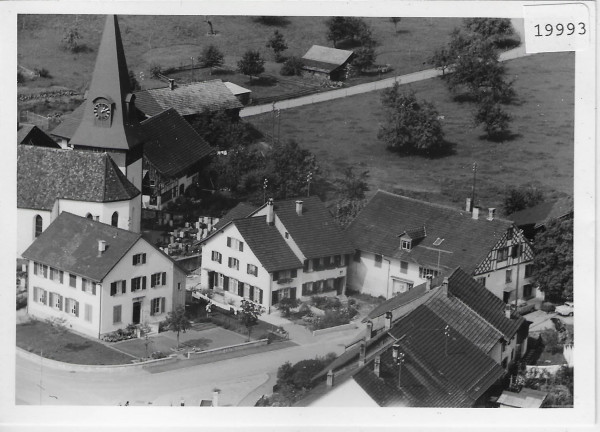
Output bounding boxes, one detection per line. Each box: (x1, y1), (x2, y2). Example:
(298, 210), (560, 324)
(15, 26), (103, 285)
(240, 45), (529, 118)
(15, 325), (363, 407)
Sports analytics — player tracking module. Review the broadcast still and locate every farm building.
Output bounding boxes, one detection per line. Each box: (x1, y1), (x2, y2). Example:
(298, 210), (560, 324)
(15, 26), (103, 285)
(301, 45), (354, 81)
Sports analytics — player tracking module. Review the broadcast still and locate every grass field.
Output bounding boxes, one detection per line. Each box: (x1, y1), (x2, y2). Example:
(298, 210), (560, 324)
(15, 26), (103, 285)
(247, 52), (574, 215)
(17, 15), (463, 94)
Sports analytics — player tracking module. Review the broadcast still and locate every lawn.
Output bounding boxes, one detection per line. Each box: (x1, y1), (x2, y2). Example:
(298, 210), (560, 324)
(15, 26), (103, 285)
(17, 15), (463, 97)
(247, 52), (574, 215)
(16, 319), (135, 365)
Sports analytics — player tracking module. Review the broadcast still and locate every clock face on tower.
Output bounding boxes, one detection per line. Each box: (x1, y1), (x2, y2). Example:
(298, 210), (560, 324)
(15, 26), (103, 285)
(93, 102), (111, 121)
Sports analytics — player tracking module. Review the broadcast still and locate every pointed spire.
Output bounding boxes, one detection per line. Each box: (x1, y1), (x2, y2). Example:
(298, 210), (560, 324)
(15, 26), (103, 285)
(70, 15), (142, 151)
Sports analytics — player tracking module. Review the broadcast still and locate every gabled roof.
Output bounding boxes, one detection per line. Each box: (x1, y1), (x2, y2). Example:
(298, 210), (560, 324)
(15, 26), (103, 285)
(213, 202), (258, 231)
(18, 146), (140, 211)
(346, 190), (513, 274)
(233, 216), (303, 272)
(49, 104), (85, 140)
(135, 80), (243, 117)
(272, 196), (355, 259)
(22, 212), (142, 282)
(302, 45), (354, 70)
(223, 81), (251, 96)
(497, 388), (548, 408)
(18, 124), (60, 148)
(509, 197), (573, 229)
(140, 108), (213, 178)
(365, 279), (432, 321)
(399, 226), (426, 240)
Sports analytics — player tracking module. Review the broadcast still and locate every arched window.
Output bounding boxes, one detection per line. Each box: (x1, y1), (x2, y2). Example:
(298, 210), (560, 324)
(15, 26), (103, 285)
(111, 211), (119, 227)
(86, 213), (93, 220)
(34, 215), (43, 238)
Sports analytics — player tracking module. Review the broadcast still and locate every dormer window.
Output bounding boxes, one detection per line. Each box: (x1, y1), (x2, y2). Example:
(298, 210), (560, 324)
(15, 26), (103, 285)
(401, 240), (412, 251)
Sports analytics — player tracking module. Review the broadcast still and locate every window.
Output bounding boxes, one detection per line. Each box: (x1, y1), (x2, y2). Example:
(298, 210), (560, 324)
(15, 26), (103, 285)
(82, 278), (96, 295)
(50, 268), (64, 283)
(229, 277), (238, 292)
(150, 298), (166, 316)
(211, 251), (222, 263)
(218, 274), (224, 289)
(523, 284), (533, 298)
(506, 227), (513, 240)
(400, 261), (408, 274)
(69, 274), (77, 288)
(84, 304), (92, 322)
(110, 280), (126, 296)
(226, 237), (244, 252)
(131, 276), (146, 291)
(132, 253), (147, 265)
(525, 264), (535, 278)
(113, 305), (122, 324)
(497, 247), (509, 262)
(511, 244), (522, 259)
(353, 250), (361, 263)
(86, 213), (93, 220)
(401, 240), (411, 251)
(111, 212), (119, 227)
(34, 287), (47, 305)
(334, 255), (341, 266)
(178, 282), (181, 291)
(478, 277), (486, 287)
(254, 287), (263, 304)
(418, 266), (439, 279)
(228, 257), (239, 270)
(50, 293), (63, 310)
(374, 254), (383, 268)
(302, 282), (313, 296)
(151, 272), (167, 287)
(34, 215), (43, 237)
(505, 269), (513, 283)
(247, 264), (258, 277)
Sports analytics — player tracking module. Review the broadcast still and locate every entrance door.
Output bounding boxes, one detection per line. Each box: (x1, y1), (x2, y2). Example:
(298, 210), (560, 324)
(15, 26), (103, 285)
(272, 290), (279, 306)
(132, 301), (141, 324)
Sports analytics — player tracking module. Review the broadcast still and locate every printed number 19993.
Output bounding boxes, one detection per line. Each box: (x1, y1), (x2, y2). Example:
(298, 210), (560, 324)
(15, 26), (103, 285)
(534, 22), (586, 37)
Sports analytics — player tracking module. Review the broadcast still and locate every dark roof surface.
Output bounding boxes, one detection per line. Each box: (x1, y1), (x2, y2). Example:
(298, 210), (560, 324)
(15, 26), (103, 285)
(22, 212), (141, 281)
(346, 190), (513, 274)
(18, 146), (140, 211)
(141, 108), (213, 178)
(365, 280), (431, 320)
(213, 203), (258, 231)
(273, 196), (355, 259)
(509, 198), (573, 229)
(135, 80), (243, 117)
(18, 124), (60, 148)
(233, 216), (303, 273)
(49, 104), (85, 140)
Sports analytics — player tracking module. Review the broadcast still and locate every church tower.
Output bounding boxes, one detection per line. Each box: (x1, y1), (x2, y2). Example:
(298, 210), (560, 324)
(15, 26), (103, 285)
(69, 15), (143, 191)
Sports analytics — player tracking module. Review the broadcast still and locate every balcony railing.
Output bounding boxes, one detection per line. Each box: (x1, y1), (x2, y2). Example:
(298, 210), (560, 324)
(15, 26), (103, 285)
(276, 277), (294, 285)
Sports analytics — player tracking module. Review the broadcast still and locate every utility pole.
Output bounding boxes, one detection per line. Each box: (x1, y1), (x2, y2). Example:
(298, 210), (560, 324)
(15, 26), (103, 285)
(271, 102), (276, 145)
(190, 57), (194, 82)
(513, 229), (523, 312)
(263, 178), (268, 204)
(306, 171), (312, 198)
(470, 162), (477, 211)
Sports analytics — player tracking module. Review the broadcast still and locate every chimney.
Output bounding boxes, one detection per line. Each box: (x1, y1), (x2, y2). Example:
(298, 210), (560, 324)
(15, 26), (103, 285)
(295, 200), (303, 216)
(374, 355), (381, 378)
(465, 197), (472, 212)
(97, 240), (107, 256)
(326, 370), (334, 387)
(365, 321), (373, 341)
(425, 274), (432, 291)
(212, 390), (219, 407)
(168, 79), (175, 90)
(358, 342), (366, 367)
(266, 198), (274, 225)
(384, 311), (393, 330)
(472, 206), (480, 220)
(441, 277), (449, 296)
(487, 208), (496, 221)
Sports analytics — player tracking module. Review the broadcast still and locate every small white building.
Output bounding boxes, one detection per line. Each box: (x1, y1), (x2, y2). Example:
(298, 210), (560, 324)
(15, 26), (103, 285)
(22, 212), (186, 339)
(198, 197), (355, 313)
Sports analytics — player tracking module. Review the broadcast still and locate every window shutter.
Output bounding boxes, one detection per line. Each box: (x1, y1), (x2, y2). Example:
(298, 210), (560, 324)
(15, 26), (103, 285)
(228, 257), (232, 267)
(142, 276), (147, 290)
(92, 283), (97, 295)
(238, 281), (244, 297)
(223, 276), (229, 291)
(162, 272), (166, 285)
(59, 271), (64, 284)
(161, 297), (166, 313)
(74, 301), (79, 317)
(227, 237), (231, 247)
(122, 280), (127, 294)
(273, 272), (278, 281)
(110, 283), (116, 296)
(150, 299), (155, 316)
(151, 275), (156, 288)
(33, 263), (38, 275)
(291, 269), (297, 278)
(143, 254), (147, 264)
(239, 242), (244, 252)
(290, 287), (296, 300)
(132, 255), (136, 265)
(249, 286), (254, 300)
(258, 289), (263, 304)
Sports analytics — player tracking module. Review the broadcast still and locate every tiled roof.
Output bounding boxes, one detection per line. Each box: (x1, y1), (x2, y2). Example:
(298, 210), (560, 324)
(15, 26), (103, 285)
(273, 196), (355, 259)
(18, 146), (140, 211)
(509, 198), (573, 229)
(302, 45), (354, 67)
(17, 124), (60, 148)
(140, 108), (213, 178)
(134, 80), (243, 117)
(497, 388), (547, 408)
(233, 216), (303, 273)
(213, 203), (258, 231)
(447, 268), (524, 339)
(345, 190), (513, 275)
(49, 104), (85, 140)
(22, 212), (141, 282)
(365, 279), (432, 320)
(400, 226), (426, 240)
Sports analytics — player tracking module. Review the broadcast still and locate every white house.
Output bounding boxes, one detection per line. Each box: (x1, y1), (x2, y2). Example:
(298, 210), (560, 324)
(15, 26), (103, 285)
(22, 212), (186, 339)
(198, 197), (355, 313)
(17, 146), (141, 257)
(346, 190), (537, 303)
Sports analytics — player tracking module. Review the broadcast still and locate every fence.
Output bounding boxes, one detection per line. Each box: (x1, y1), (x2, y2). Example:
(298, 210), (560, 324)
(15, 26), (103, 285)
(186, 339), (269, 359)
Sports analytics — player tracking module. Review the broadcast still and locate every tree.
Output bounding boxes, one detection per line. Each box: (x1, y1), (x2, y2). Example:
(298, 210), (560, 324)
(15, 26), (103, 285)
(163, 306), (191, 349)
(336, 166), (369, 200)
(325, 17), (375, 48)
(474, 98), (512, 139)
(62, 25), (82, 53)
(266, 30), (288, 62)
(351, 46), (376, 72)
(128, 70), (141, 91)
(264, 139), (319, 199)
(277, 298), (300, 318)
(377, 83), (446, 155)
(237, 50), (265, 81)
(430, 47), (451, 76)
(531, 216), (573, 302)
(503, 186), (545, 214)
(280, 56), (304, 76)
(200, 45), (224, 70)
(389, 17), (402, 32)
(238, 299), (263, 341)
(463, 18), (515, 46)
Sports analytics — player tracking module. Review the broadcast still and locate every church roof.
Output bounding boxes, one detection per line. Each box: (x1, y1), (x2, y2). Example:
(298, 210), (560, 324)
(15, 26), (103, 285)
(18, 146), (140, 211)
(69, 15), (143, 151)
(17, 124), (60, 148)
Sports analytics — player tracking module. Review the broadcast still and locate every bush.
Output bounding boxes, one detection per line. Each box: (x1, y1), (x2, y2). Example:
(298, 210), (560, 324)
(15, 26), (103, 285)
(280, 57), (303, 76)
(149, 63), (163, 79)
(17, 71), (25, 84)
(16, 295), (27, 310)
(517, 303), (536, 315)
(311, 309), (351, 330)
(541, 302), (556, 313)
(277, 297), (299, 317)
(311, 296), (342, 311)
(151, 351), (167, 359)
(541, 329), (562, 354)
(35, 68), (51, 78)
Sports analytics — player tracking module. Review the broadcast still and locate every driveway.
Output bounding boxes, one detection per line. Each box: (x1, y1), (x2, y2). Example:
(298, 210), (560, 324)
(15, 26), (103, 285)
(526, 310), (574, 333)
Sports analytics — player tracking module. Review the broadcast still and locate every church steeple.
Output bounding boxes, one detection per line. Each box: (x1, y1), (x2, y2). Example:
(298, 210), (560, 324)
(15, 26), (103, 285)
(70, 15), (142, 151)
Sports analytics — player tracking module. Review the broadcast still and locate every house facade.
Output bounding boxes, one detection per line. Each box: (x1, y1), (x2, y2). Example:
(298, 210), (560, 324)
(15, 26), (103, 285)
(346, 191), (537, 303)
(22, 212), (186, 339)
(198, 197), (355, 313)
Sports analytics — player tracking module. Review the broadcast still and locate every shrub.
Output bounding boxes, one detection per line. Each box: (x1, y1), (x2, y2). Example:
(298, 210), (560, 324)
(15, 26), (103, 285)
(311, 308), (352, 330)
(16, 295), (27, 310)
(149, 63), (163, 79)
(541, 302), (556, 313)
(277, 297), (299, 317)
(151, 351), (167, 359)
(541, 329), (562, 354)
(280, 56), (303, 76)
(35, 68), (51, 78)
(17, 71), (25, 84)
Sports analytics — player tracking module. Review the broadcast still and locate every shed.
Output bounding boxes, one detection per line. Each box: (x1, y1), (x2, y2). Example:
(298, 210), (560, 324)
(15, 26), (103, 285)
(301, 45), (354, 81)
(224, 81), (252, 105)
